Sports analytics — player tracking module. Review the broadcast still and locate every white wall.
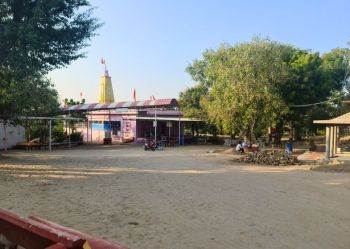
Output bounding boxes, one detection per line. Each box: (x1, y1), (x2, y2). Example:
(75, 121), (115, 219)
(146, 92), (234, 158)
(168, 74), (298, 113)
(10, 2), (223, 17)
(0, 124), (25, 149)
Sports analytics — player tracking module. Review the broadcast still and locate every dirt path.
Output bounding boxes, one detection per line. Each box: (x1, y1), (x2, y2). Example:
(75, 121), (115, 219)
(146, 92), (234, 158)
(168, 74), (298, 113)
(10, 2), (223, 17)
(0, 145), (349, 249)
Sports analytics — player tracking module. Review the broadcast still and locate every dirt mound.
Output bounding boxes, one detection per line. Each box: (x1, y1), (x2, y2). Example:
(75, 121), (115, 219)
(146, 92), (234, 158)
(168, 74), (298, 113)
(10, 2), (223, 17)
(237, 150), (300, 166)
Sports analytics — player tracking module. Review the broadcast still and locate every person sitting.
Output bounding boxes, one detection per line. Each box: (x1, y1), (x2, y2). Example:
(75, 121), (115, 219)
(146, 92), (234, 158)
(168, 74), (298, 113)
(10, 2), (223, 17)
(236, 142), (244, 153)
(242, 141), (249, 148)
(251, 143), (259, 152)
(242, 141), (252, 153)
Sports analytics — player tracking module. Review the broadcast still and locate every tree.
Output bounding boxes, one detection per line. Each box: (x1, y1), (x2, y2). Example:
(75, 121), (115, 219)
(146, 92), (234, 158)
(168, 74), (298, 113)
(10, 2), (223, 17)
(0, 0), (101, 74)
(0, 0), (100, 150)
(184, 38), (350, 141)
(0, 72), (59, 150)
(282, 48), (350, 139)
(186, 38), (289, 141)
(64, 98), (86, 106)
(0, 0), (100, 125)
(63, 98), (86, 131)
(179, 84), (208, 119)
(0, 72), (59, 121)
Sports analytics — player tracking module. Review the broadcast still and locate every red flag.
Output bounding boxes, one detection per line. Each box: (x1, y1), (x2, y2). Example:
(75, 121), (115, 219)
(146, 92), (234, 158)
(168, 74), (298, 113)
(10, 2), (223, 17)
(133, 89), (136, 102)
(100, 58), (105, 64)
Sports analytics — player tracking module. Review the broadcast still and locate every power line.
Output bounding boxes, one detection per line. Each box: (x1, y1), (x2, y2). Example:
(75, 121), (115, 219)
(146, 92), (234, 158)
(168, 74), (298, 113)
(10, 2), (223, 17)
(289, 96), (343, 108)
(290, 61), (350, 108)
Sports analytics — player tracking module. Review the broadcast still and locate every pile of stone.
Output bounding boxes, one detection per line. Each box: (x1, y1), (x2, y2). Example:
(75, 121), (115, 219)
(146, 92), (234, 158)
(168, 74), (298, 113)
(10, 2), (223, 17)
(238, 150), (299, 166)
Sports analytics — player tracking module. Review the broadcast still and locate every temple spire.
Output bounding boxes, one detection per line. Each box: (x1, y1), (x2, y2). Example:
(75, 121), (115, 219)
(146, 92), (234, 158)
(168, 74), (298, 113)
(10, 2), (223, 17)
(98, 58), (115, 103)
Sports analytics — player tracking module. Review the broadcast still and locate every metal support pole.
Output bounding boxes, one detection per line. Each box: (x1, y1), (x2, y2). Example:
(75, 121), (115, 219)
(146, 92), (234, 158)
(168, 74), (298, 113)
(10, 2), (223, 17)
(178, 115), (181, 146)
(68, 122), (71, 148)
(169, 125), (171, 146)
(90, 112), (93, 143)
(64, 119), (67, 145)
(49, 120), (52, 151)
(109, 109), (112, 141)
(154, 106), (157, 142)
(86, 118), (89, 143)
(68, 111), (71, 148)
(325, 126), (330, 160)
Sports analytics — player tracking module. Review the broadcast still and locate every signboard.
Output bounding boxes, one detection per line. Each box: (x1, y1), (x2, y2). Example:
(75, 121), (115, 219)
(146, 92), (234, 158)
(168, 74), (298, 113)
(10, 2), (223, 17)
(166, 121), (172, 127)
(153, 121), (157, 127)
(92, 123), (111, 131)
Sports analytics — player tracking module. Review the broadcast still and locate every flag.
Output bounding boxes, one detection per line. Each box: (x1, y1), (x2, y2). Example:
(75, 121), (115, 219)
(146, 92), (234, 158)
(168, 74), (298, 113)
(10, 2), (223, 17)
(100, 58), (105, 64)
(133, 89), (136, 102)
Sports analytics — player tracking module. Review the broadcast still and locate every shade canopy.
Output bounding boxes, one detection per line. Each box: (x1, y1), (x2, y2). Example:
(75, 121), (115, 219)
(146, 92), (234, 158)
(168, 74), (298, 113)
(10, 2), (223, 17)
(63, 98), (179, 114)
(314, 112), (350, 125)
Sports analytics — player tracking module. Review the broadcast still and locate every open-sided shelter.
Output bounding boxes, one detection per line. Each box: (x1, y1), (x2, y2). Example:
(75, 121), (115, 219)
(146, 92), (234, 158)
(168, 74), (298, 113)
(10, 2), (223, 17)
(313, 112), (350, 159)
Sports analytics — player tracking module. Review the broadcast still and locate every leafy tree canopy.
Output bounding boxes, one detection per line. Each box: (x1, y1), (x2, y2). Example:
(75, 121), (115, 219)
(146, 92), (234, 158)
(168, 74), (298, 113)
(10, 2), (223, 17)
(182, 37), (350, 140)
(179, 83), (208, 118)
(0, 71), (59, 123)
(0, 0), (100, 125)
(0, 0), (101, 74)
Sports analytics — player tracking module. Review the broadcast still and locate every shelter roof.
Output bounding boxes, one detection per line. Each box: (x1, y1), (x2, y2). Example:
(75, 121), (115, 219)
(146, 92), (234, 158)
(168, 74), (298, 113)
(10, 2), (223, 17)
(19, 116), (85, 121)
(63, 98), (179, 113)
(139, 110), (183, 117)
(134, 116), (201, 122)
(314, 112), (350, 125)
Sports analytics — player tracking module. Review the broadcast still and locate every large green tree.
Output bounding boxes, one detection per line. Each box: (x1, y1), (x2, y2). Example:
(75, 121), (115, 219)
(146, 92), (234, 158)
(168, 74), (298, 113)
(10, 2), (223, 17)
(282, 48), (350, 139)
(0, 0), (101, 74)
(179, 83), (208, 119)
(184, 38), (349, 141)
(0, 72), (59, 120)
(0, 0), (100, 150)
(184, 39), (289, 140)
(0, 0), (100, 121)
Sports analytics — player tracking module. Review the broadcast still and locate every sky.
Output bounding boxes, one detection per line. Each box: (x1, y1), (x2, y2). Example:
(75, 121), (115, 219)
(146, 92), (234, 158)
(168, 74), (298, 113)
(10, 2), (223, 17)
(49, 0), (350, 104)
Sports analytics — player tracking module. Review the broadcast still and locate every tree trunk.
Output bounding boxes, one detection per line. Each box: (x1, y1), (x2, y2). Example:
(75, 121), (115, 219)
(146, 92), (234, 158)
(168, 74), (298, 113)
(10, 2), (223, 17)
(274, 120), (284, 144)
(3, 124), (7, 152)
(294, 127), (302, 141)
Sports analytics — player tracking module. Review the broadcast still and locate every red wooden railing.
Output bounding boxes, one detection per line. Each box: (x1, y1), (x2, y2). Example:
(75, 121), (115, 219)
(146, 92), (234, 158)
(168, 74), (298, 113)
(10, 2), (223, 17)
(0, 208), (128, 249)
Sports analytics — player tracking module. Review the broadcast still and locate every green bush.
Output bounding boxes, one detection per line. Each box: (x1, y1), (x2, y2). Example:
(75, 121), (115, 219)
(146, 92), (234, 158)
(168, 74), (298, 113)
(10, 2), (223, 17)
(52, 121), (65, 142)
(70, 132), (83, 143)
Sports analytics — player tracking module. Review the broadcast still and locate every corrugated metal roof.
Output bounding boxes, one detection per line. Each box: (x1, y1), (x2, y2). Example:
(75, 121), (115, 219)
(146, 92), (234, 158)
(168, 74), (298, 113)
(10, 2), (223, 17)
(134, 117), (201, 122)
(63, 98), (179, 113)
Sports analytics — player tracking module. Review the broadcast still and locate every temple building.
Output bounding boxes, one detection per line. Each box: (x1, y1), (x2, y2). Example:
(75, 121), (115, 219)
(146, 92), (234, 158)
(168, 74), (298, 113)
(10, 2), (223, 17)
(69, 63), (198, 145)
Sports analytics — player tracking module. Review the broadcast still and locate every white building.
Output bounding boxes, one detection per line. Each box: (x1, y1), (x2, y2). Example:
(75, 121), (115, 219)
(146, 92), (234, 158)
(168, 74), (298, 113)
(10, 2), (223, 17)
(0, 123), (25, 149)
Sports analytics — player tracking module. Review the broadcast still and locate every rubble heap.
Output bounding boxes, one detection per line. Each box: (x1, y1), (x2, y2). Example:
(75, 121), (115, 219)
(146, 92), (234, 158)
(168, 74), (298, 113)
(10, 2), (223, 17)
(238, 150), (300, 166)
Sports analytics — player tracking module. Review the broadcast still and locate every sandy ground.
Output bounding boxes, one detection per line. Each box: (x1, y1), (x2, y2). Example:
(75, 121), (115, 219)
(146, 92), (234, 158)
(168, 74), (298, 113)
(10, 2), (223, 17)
(311, 162), (350, 173)
(0, 145), (349, 249)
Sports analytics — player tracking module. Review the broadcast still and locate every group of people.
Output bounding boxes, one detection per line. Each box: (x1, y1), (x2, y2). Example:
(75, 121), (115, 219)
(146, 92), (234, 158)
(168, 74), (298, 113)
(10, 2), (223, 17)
(235, 141), (259, 153)
(235, 139), (293, 154)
